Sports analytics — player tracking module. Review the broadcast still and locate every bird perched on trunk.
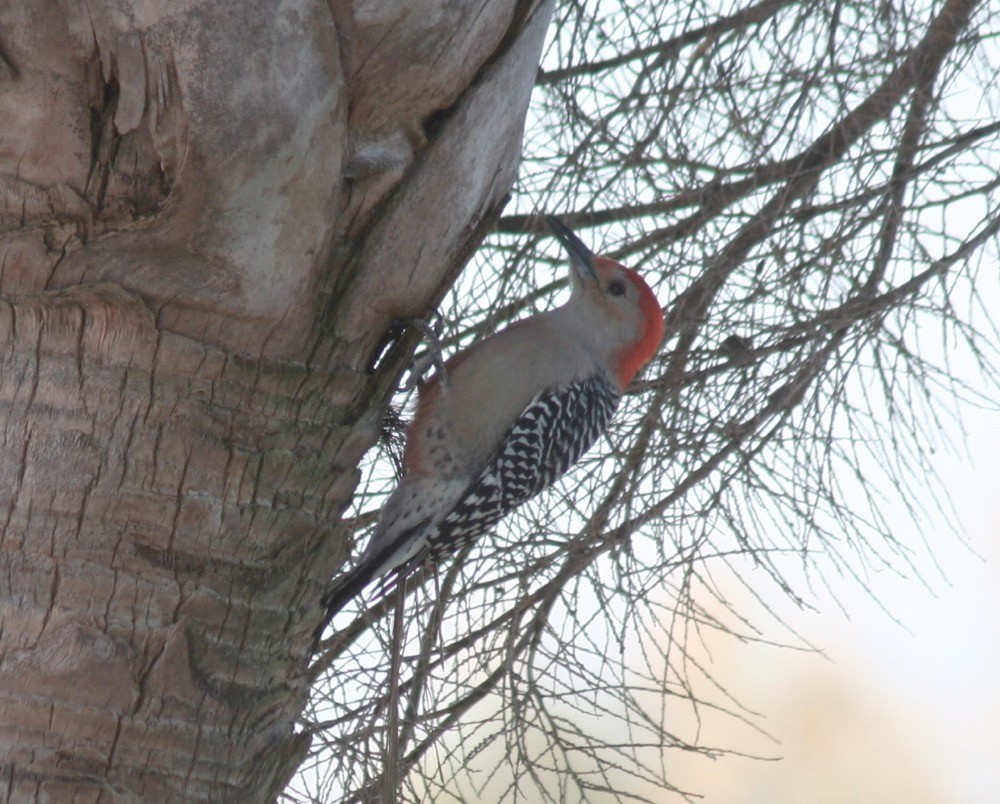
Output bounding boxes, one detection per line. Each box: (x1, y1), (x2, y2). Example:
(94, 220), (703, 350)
(312, 217), (664, 650)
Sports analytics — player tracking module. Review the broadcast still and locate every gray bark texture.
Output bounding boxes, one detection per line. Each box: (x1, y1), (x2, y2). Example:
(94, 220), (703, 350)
(0, 0), (552, 800)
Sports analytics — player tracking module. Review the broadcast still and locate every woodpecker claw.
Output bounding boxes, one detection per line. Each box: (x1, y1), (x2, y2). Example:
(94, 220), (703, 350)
(401, 316), (449, 391)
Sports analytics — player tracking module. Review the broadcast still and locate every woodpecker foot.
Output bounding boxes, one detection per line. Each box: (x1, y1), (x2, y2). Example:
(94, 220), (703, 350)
(401, 315), (449, 390)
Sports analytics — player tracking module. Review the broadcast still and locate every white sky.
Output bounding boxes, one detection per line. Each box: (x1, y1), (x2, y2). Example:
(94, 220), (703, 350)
(668, 400), (1000, 803)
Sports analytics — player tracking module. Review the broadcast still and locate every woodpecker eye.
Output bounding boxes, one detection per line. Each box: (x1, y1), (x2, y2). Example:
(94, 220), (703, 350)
(608, 279), (627, 297)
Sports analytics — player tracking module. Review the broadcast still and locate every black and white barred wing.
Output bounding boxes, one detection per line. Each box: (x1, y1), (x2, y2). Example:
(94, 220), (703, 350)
(425, 374), (620, 561)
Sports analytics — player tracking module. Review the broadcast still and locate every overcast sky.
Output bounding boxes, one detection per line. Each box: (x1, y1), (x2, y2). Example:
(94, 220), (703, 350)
(670, 376), (1000, 803)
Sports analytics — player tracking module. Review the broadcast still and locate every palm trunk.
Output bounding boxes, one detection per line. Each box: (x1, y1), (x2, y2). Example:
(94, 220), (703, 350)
(0, 0), (552, 799)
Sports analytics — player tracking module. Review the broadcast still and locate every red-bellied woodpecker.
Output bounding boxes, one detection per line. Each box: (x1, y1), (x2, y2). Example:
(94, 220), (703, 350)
(312, 217), (664, 649)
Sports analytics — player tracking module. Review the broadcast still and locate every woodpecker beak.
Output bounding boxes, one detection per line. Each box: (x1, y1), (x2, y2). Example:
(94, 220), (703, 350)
(546, 216), (599, 285)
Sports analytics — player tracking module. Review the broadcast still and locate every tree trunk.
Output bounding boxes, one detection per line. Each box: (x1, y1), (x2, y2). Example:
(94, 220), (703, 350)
(0, 1), (552, 799)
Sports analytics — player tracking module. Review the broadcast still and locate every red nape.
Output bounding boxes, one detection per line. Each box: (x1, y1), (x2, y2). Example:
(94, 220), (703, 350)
(615, 266), (665, 389)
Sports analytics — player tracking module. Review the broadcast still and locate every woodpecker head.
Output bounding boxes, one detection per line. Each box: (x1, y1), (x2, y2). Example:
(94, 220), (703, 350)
(547, 216), (665, 389)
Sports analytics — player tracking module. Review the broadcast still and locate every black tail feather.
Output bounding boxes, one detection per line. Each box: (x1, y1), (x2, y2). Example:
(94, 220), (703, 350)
(311, 564), (374, 652)
(311, 522), (433, 653)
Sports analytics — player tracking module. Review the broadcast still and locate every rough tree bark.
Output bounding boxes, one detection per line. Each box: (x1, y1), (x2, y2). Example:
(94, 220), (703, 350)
(0, 1), (553, 800)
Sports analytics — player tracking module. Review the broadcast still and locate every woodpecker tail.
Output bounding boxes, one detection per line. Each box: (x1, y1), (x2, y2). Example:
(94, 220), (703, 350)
(311, 519), (433, 652)
(311, 565), (372, 651)
(312, 561), (373, 653)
